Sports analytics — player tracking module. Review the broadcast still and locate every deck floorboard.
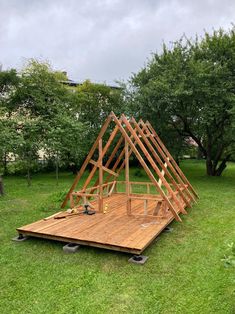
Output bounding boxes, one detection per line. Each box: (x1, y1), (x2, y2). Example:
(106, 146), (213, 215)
(17, 193), (179, 254)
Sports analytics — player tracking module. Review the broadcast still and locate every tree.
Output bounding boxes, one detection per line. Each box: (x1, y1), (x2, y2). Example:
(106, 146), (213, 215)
(73, 80), (124, 148)
(0, 69), (19, 98)
(16, 117), (42, 186)
(43, 109), (85, 185)
(130, 28), (235, 176)
(11, 59), (68, 118)
(0, 108), (23, 191)
(0, 69), (20, 194)
(1, 60), (126, 185)
(8, 60), (71, 184)
(0, 69), (19, 173)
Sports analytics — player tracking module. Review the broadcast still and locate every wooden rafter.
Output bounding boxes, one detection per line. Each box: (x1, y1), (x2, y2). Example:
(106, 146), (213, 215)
(139, 119), (195, 203)
(130, 117), (190, 211)
(145, 120), (198, 199)
(98, 138), (103, 212)
(125, 138), (131, 215)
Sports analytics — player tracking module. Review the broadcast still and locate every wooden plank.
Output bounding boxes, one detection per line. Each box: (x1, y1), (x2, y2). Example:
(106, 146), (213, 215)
(81, 181), (114, 192)
(17, 230), (142, 255)
(43, 212), (63, 221)
(118, 181), (154, 186)
(125, 138), (131, 215)
(147, 184), (150, 194)
(73, 192), (99, 197)
(130, 195), (162, 201)
(158, 159), (168, 187)
(98, 138), (103, 212)
(108, 181), (116, 196)
(134, 216), (176, 250)
(89, 159), (118, 177)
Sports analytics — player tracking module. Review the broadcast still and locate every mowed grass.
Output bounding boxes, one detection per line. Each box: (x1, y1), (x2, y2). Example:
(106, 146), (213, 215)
(0, 160), (234, 314)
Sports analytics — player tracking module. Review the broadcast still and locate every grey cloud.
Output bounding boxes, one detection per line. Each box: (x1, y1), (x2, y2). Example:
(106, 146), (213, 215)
(0, 0), (235, 84)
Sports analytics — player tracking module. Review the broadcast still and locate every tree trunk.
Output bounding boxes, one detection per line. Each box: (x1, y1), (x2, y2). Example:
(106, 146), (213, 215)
(3, 152), (7, 175)
(206, 154), (231, 176)
(214, 154), (231, 176)
(55, 156), (59, 186)
(206, 157), (213, 176)
(0, 175), (4, 196)
(27, 165), (31, 187)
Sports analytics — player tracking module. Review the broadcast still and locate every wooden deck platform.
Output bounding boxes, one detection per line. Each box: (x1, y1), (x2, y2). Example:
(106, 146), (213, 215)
(17, 193), (180, 254)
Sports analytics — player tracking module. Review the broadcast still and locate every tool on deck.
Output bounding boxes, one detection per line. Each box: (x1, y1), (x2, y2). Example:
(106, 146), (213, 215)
(82, 203), (96, 215)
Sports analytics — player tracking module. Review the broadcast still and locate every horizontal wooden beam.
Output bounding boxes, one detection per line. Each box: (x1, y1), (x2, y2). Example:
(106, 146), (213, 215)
(117, 180), (154, 186)
(85, 181), (115, 192)
(72, 192), (99, 197)
(129, 195), (162, 201)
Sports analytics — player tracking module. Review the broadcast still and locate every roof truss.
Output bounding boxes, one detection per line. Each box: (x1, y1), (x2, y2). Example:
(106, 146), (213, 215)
(61, 112), (198, 222)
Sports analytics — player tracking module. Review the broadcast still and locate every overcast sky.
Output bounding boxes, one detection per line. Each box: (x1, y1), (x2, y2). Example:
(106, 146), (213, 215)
(0, 0), (235, 84)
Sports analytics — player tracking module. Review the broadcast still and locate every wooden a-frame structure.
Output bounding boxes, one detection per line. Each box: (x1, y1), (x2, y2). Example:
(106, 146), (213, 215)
(61, 112), (198, 220)
(17, 112), (198, 254)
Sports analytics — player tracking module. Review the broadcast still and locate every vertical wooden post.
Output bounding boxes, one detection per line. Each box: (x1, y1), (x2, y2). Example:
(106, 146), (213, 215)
(70, 194), (75, 208)
(147, 183), (150, 194)
(158, 159), (168, 188)
(125, 138), (131, 215)
(114, 181), (117, 193)
(98, 138), (103, 212)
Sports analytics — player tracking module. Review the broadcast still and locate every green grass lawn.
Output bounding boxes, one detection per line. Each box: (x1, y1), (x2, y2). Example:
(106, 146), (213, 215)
(0, 160), (234, 314)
